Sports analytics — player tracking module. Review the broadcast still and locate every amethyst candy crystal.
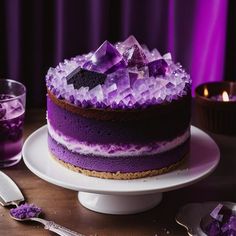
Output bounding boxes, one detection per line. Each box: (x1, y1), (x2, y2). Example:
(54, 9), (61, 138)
(118, 35), (148, 68)
(201, 203), (236, 236)
(116, 35), (143, 54)
(67, 67), (107, 90)
(83, 40), (126, 74)
(10, 203), (42, 219)
(123, 44), (147, 68)
(221, 216), (236, 235)
(148, 59), (168, 77)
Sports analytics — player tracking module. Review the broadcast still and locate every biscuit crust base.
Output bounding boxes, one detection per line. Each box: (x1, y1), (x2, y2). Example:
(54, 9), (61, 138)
(50, 152), (188, 180)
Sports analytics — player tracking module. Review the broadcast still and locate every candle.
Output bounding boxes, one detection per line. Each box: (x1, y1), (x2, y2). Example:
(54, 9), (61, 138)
(209, 91), (236, 102)
(204, 87), (209, 97)
(222, 91), (229, 101)
(195, 81), (236, 135)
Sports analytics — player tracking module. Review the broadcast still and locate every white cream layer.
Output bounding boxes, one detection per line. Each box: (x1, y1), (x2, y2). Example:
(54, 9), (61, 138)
(48, 121), (190, 157)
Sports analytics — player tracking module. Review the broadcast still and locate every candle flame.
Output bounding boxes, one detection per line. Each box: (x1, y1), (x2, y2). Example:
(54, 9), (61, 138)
(204, 88), (209, 97)
(222, 91), (229, 102)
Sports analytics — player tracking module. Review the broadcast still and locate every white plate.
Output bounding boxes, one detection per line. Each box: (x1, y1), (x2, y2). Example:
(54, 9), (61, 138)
(22, 125), (220, 195)
(22, 125), (220, 214)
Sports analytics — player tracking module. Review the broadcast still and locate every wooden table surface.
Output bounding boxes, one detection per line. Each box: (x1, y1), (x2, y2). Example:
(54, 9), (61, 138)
(0, 108), (236, 236)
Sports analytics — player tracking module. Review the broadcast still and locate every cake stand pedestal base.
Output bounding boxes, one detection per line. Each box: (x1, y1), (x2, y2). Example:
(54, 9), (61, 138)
(78, 192), (163, 215)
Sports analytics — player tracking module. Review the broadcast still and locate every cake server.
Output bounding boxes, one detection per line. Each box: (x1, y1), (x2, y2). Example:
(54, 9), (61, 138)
(0, 171), (24, 206)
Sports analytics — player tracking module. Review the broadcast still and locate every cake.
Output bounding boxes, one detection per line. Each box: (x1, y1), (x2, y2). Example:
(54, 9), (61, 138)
(46, 36), (191, 180)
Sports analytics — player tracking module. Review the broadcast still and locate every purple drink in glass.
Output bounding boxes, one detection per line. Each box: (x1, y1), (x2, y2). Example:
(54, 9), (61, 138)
(0, 80), (26, 167)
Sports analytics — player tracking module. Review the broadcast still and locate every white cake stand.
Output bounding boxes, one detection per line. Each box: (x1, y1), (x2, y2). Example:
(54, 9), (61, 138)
(22, 125), (220, 215)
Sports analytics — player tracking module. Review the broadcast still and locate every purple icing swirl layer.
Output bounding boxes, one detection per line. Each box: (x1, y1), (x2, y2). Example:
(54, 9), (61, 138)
(48, 134), (190, 173)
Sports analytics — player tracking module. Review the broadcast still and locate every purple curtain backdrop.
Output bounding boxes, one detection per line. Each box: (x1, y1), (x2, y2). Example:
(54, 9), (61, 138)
(0, 0), (230, 107)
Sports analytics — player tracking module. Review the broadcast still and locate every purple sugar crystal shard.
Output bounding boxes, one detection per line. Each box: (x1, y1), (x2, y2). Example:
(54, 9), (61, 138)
(222, 229), (236, 236)
(106, 69), (130, 93)
(219, 205), (232, 224)
(201, 204), (236, 236)
(145, 48), (161, 62)
(118, 35), (142, 53)
(89, 84), (104, 102)
(201, 214), (222, 236)
(69, 95), (75, 103)
(229, 216), (236, 231)
(132, 79), (147, 93)
(129, 72), (138, 86)
(148, 59), (168, 77)
(222, 216), (236, 233)
(210, 203), (224, 221)
(10, 203), (42, 219)
(105, 60), (126, 74)
(166, 82), (175, 89)
(123, 35), (140, 46)
(205, 220), (221, 236)
(116, 35), (148, 68)
(83, 40), (126, 74)
(123, 44), (147, 67)
(67, 67), (107, 90)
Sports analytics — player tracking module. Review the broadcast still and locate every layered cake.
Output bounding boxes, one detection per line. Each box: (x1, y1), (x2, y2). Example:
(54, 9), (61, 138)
(46, 36), (191, 179)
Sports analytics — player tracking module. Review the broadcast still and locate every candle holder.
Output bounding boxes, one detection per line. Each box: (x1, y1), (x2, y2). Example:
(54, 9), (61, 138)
(195, 81), (236, 135)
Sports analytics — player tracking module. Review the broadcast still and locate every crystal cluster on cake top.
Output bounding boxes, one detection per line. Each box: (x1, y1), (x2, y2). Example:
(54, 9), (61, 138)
(46, 35), (191, 109)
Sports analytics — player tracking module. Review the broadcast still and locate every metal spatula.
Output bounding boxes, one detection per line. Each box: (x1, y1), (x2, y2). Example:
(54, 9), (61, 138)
(0, 171), (24, 207)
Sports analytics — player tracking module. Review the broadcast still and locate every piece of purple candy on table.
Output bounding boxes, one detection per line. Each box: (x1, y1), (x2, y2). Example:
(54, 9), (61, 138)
(210, 203), (224, 222)
(221, 216), (236, 235)
(222, 229), (236, 236)
(10, 203), (42, 219)
(201, 204), (236, 236)
(204, 220), (221, 236)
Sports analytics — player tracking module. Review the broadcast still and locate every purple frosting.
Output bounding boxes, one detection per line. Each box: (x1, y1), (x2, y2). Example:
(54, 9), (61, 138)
(10, 203), (42, 219)
(48, 134), (189, 173)
(46, 35), (191, 109)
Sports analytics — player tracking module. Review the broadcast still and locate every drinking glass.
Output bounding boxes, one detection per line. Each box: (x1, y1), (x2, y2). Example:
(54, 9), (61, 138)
(0, 79), (26, 167)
